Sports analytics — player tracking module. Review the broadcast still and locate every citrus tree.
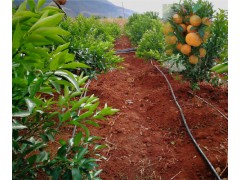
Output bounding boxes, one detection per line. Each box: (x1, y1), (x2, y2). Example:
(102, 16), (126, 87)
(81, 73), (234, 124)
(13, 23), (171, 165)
(12, 0), (119, 179)
(61, 15), (122, 78)
(163, 0), (227, 89)
(125, 11), (160, 45)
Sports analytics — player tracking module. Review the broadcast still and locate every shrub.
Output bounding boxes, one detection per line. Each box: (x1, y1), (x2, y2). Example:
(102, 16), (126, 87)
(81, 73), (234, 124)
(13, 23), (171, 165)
(125, 12), (160, 45)
(136, 20), (165, 60)
(162, 0), (228, 89)
(12, 1), (119, 179)
(61, 15), (122, 78)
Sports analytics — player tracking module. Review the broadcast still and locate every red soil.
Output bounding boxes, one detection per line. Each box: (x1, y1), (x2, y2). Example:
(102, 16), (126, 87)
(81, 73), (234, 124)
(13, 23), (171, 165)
(87, 36), (228, 179)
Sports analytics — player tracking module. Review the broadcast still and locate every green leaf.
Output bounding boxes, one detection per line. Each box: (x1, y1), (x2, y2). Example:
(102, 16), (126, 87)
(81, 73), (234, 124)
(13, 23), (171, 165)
(54, 70), (80, 92)
(61, 111), (71, 122)
(57, 144), (67, 157)
(46, 132), (55, 141)
(49, 79), (61, 93)
(52, 42), (70, 55)
(94, 145), (107, 151)
(40, 134), (49, 142)
(47, 34), (66, 44)
(70, 92), (82, 99)
(50, 51), (66, 70)
(211, 62), (228, 73)
(32, 27), (70, 37)
(60, 62), (90, 69)
(89, 102), (100, 112)
(12, 111), (30, 118)
(29, 13), (64, 32)
(192, 4), (202, 13)
(68, 120), (81, 126)
(27, 154), (37, 165)
(37, 0), (46, 10)
(85, 120), (99, 127)
(73, 132), (83, 146)
(78, 76), (89, 86)
(77, 111), (93, 120)
(23, 143), (45, 156)
(72, 168), (82, 180)
(15, 0), (27, 15)
(93, 170), (103, 177)
(12, 120), (27, 129)
(79, 124), (90, 140)
(25, 98), (36, 113)
(77, 147), (88, 160)
(59, 140), (66, 146)
(28, 77), (44, 98)
(64, 85), (70, 98)
(13, 23), (22, 50)
(26, 33), (52, 45)
(39, 87), (54, 95)
(27, 0), (36, 12)
(215, 64), (228, 73)
(36, 151), (49, 162)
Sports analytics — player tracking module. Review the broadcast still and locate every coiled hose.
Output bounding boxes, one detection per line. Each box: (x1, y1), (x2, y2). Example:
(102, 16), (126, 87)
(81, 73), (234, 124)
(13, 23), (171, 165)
(150, 60), (221, 180)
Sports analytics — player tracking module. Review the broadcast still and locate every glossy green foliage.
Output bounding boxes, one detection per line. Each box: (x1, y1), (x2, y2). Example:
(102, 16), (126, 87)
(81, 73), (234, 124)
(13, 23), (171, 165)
(136, 20), (165, 60)
(61, 15), (122, 78)
(125, 11), (160, 45)
(12, 1), (119, 179)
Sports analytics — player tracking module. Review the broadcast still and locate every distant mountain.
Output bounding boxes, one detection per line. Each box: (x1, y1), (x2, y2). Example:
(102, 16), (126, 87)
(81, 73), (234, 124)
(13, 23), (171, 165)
(13, 0), (135, 18)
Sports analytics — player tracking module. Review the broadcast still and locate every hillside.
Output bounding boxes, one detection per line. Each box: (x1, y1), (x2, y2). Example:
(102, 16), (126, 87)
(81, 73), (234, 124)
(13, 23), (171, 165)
(13, 0), (135, 18)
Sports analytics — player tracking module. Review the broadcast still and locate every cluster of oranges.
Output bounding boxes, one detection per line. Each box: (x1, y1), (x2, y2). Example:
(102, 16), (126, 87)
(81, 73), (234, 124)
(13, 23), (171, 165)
(163, 13), (211, 65)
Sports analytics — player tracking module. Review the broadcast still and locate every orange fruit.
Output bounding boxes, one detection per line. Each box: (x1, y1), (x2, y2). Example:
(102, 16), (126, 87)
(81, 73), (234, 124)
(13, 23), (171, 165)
(199, 48), (207, 58)
(58, 0), (67, 5)
(185, 33), (202, 47)
(202, 17), (211, 26)
(173, 14), (183, 24)
(180, 44), (191, 55)
(187, 25), (197, 33)
(179, 24), (187, 32)
(166, 49), (173, 55)
(203, 31), (211, 43)
(176, 42), (183, 50)
(190, 15), (202, 26)
(163, 22), (174, 35)
(189, 55), (199, 64)
(165, 35), (177, 45)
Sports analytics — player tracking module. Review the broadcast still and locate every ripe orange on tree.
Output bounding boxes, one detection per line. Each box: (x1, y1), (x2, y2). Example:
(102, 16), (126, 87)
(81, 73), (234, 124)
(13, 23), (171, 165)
(189, 55), (199, 64)
(199, 48), (207, 58)
(179, 24), (187, 32)
(176, 42), (183, 50)
(190, 15), (202, 26)
(173, 14), (183, 24)
(163, 22), (174, 35)
(185, 32), (202, 47)
(165, 35), (177, 45)
(202, 17), (211, 26)
(203, 31), (211, 43)
(180, 44), (191, 55)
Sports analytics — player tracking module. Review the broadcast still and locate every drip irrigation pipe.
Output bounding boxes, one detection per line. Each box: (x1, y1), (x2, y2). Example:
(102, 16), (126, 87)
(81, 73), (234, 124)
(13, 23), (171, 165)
(115, 48), (137, 54)
(150, 60), (221, 180)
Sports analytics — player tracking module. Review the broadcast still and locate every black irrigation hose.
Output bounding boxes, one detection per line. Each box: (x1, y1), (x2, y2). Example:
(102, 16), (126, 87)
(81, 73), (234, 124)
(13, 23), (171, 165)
(115, 48), (137, 54)
(150, 60), (221, 180)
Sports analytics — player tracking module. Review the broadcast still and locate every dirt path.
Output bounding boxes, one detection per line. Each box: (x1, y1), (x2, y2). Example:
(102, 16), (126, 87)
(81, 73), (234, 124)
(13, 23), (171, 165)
(88, 36), (228, 179)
